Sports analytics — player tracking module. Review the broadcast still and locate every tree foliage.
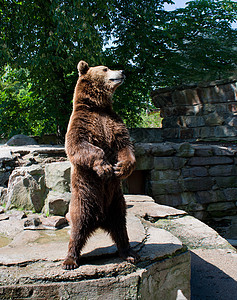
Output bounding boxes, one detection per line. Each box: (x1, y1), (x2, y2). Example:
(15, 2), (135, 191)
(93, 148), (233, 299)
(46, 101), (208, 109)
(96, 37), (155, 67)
(0, 66), (55, 138)
(160, 0), (237, 85)
(0, 0), (236, 138)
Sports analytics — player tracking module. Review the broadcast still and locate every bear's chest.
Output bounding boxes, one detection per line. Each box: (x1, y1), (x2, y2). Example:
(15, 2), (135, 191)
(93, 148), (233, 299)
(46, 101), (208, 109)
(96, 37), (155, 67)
(88, 113), (125, 148)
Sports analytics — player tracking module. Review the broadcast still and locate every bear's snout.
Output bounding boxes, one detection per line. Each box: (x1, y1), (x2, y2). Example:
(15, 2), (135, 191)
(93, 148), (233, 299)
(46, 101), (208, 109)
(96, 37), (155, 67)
(108, 70), (125, 83)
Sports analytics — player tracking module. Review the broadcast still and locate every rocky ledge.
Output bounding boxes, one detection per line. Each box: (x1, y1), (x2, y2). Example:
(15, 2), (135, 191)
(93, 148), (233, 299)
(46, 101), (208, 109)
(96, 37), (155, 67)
(0, 195), (236, 299)
(0, 195), (191, 300)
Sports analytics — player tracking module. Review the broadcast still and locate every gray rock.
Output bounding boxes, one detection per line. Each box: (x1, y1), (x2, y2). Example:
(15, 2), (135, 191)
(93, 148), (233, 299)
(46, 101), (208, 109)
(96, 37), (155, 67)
(150, 143), (175, 156)
(183, 177), (213, 192)
(44, 191), (71, 216)
(227, 116), (237, 127)
(223, 189), (237, 202)
(40, 216), (68, 229)
(0, 148), (13, 164)
(214, 176), (237, 189)
(207, 202), (236, 217)
(129, 128), (163, 143)
(45, 161), (71, 193)
(172, 157), (187, 169)
(204, 112), (224, 126)
(126, 198), (186, 218)
(157, 194), (183, 207)
(125, 195), (155, 202)
(154, 157), (173, 170)
(24, 217), (42, 229)
(136, 156), (154, 170)
(0, 214), (9, 221)
(196, 190), (225, 204)
(182, 167), (208, 177)
(24, 215), (68, 230)
(134, 143), (152, 156)
(0, 187), (7, 204)
(7, 210), (27, 220)
(6, 134), (38, 146)
(9, 231), (41, 247)
(194, 146), (213, 157)
(151, 180), (183, 196)
(6, 165), (46, 212)
(151, 169), (180, 181)
(214, 126), (237, 138)
(181, 116), (205, 128)
(175, 142), (195, 157)
(211, 145), (236, 156)
(180, 192), (197, 206)
(188, 156), (233, 166)
(0, 170), (10, 187)
(209, 165), (237, 177)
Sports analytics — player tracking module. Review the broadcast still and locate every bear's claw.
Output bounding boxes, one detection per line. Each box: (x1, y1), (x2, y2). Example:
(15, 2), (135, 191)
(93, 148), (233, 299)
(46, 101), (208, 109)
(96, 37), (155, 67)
(62, 257), (79, 270)
(113, 161), (133, 179)
(119, 248), (140, 264)
(93, 161), (113, 179)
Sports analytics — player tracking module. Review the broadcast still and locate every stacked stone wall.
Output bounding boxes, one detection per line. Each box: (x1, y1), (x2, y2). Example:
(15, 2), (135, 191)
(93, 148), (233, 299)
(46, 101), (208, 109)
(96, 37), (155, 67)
(134, 142), (237, 238)
(151, 78), (237, 142)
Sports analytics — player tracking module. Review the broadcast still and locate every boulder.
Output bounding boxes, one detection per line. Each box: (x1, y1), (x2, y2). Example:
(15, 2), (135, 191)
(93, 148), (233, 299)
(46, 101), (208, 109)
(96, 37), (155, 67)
(43, 191), (71, 216)
(0, 187), (7, 205)
(0, 170), (10, 187)
(6, 165), (46, 212)
(45, 161), (71, 193)
(6, 134), (38, 146)
(24, 215), (68, 229)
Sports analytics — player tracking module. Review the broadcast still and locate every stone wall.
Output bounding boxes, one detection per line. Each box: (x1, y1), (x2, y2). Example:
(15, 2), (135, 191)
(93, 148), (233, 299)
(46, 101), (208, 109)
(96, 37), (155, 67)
(151, 78), (237, 142)
(1, 142), (237, 240)
(133, 142), (237, 240)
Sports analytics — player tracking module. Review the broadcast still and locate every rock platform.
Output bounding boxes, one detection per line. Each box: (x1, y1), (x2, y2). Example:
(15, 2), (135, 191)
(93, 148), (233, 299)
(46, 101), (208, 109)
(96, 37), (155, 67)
(0, 195), (190, 300)
(0, 195), (236, 299)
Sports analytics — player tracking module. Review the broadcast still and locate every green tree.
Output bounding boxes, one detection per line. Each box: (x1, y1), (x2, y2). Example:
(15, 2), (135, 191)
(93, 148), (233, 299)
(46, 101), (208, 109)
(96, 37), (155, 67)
(1, 0), (113, 137)
(1, 0), (173, 133)
(0, 0), (236, 137)
(0, 65), (55, 138)
(159, 0), (237, 86)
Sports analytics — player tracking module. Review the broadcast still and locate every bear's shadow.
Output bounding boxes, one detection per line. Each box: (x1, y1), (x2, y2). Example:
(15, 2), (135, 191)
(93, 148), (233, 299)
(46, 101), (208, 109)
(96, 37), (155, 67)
(79, 242), (181, 266)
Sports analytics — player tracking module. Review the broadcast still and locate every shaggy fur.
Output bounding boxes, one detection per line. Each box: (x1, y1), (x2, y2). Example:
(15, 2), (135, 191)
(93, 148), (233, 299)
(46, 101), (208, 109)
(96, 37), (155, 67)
(62, 61), (139, 270)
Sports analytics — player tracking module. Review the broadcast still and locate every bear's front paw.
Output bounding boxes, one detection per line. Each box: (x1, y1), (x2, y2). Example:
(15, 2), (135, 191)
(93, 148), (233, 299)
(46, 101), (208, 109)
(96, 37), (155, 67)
(93, 160), (114, 179)
(113, 160), (134, 179)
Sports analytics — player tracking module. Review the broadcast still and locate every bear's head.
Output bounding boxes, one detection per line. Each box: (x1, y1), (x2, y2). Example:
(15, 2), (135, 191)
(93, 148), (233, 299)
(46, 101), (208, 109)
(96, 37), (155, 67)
(77, 61), (125, 95)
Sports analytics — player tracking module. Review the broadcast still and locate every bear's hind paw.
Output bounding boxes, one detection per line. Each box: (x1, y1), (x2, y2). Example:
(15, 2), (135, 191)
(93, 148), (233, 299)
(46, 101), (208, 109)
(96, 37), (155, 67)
(119, 248), (140, 264)
(62, 256), (79, 270)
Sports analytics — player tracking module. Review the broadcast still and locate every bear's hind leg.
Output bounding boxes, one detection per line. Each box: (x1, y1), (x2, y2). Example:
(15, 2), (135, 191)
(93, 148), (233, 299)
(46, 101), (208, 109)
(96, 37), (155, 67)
(62, 223), (91, 270)
(63, 203), (97, 270)
(103, 192), (140, 264)
(110, 223), (140, 264)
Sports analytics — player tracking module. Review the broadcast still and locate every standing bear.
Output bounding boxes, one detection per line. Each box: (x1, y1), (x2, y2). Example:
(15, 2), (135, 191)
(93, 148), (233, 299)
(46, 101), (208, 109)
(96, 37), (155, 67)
(63, 61), (139, 270)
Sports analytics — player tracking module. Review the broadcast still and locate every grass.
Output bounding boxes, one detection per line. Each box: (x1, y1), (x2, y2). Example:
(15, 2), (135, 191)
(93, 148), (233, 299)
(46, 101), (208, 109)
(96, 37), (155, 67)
(137, 110), (163, 128)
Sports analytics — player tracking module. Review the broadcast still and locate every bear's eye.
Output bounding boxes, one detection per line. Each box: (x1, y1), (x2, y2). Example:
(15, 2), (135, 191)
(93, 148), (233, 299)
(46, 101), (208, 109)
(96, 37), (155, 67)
(103, 68), (108, 72)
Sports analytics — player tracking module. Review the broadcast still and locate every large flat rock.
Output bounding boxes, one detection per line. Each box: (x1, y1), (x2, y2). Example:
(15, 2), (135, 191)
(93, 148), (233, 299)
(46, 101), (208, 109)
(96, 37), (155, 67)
(0, 213), (145, 266)
(0, 144), (65, 155)
(0, 196), (191, 299)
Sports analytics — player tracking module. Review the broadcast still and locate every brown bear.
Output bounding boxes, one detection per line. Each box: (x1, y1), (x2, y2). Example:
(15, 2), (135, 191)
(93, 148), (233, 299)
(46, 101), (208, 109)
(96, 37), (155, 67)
(62, 60), (139, 270)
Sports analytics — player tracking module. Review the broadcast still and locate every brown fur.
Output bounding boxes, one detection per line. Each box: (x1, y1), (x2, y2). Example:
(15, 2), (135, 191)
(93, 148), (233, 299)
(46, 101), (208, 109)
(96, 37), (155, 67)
(62, 61), (139, 270)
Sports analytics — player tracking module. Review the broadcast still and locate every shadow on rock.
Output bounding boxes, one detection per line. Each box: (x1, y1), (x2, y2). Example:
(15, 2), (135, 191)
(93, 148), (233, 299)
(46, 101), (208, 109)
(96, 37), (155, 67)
(191, 251), (237, 300)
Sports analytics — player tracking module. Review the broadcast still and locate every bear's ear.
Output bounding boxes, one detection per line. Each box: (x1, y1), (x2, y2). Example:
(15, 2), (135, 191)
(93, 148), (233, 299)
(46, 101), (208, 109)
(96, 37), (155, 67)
(77, 61), (89, 76)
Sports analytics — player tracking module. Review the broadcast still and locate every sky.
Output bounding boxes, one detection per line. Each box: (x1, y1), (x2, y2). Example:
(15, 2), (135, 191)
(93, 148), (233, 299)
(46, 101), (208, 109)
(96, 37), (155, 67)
(164, 0), (237, 28)
(164, 0), (188, 11)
